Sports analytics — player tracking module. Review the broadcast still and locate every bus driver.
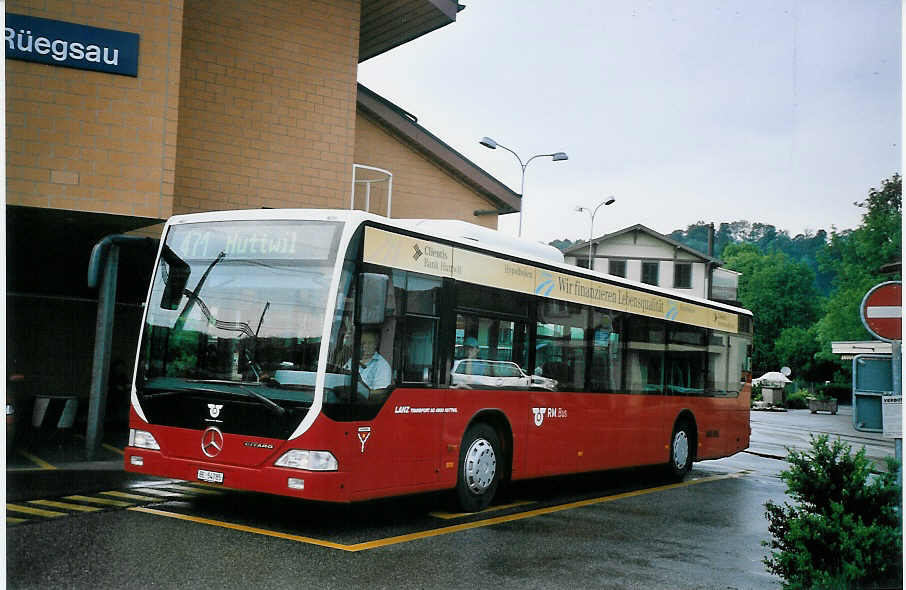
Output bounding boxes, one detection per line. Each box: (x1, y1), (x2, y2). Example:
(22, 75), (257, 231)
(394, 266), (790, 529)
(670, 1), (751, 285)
(347, 329), (391, 398)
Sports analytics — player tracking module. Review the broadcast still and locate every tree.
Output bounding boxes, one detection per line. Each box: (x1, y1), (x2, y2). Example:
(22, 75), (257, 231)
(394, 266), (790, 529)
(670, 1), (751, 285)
(669, 221), (830, 292)
(723, 243), (822, 374)
(815, 175), (902, 366)
(772, 325), (837, 384)
(548, 238), (579, 252)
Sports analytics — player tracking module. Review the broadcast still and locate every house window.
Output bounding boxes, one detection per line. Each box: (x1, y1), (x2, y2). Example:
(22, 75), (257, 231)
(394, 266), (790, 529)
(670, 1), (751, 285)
(641, 261), (659, 285)
(608, 260), (626, 277)
(674, 262), (692, 289)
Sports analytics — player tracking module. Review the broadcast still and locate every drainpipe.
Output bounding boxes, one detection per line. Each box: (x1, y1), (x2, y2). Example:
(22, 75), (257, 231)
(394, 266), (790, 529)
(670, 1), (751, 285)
(86, 235), (158, 457)
(707, 223), (715, 300)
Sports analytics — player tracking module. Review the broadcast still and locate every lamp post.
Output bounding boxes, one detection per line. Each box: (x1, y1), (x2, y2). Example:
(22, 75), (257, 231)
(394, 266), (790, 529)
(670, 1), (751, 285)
(479, 136), (568, 237)
(575, 197), (616, 270)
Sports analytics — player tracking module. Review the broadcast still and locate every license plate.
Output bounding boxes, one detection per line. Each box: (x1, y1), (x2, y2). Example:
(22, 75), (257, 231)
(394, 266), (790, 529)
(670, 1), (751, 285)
(197, 469), (224, 483)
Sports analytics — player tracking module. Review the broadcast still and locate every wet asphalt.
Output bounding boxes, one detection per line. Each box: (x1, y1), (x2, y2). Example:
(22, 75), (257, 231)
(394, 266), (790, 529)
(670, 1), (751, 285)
(5, 406), (900, 589)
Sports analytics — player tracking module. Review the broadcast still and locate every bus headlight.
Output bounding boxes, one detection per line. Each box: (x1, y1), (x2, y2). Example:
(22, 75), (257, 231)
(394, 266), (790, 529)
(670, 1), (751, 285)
(129, 429), (160, 451)
(274, 450), (338, 471)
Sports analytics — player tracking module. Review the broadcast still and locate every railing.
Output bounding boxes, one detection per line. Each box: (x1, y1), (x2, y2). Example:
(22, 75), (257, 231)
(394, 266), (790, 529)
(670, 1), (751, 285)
(350, 164), (393, 217)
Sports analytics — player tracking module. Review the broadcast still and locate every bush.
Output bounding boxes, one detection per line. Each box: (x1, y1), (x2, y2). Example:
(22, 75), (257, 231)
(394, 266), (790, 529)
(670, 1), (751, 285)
(815, 383), (851, 404)
(784, 390), (810, 409)
(752, 382), (763, 403)
(763, 435), (901, 589)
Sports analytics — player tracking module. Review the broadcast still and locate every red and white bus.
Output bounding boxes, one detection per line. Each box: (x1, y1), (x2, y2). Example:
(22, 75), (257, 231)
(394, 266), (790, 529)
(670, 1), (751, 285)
(125, 209), (753, 511)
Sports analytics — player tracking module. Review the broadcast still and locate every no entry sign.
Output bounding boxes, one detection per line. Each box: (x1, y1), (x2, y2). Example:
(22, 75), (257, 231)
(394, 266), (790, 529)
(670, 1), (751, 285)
(861, 281), (902, 342)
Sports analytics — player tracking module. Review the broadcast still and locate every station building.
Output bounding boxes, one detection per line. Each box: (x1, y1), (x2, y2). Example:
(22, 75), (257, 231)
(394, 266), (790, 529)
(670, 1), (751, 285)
(5, 1), (519, 411)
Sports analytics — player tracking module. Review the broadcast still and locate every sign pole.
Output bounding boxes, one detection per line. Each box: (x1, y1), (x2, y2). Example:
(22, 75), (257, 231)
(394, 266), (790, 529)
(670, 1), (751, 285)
(893, 339), (902, 489)
(860, 281), (901, 489)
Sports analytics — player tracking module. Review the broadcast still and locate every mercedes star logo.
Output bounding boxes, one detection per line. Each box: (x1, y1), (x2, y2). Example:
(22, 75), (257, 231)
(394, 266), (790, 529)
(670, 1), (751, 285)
(201, 426), (224, 458)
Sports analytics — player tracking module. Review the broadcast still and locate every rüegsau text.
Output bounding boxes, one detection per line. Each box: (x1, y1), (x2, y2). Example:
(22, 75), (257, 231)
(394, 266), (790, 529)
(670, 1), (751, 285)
(5, 13), (139, 76)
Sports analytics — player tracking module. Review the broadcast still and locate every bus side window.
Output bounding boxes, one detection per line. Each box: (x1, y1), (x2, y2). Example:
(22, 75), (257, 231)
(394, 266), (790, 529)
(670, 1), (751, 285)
(625, 318), (665, 394)
(707, 331), (730, 396)
(399, 272), (441, 385)
(666, 325), (707, 396)
(535, 301), (587, 392)
(726, 334), (750, 396)
(402, 316), (437, 383)
(452, 312), (528, 388)
(590, 311), (623, 393)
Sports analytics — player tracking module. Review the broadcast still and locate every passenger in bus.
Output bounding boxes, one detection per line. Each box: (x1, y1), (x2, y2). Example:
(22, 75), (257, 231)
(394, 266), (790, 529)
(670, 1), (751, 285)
(352, 329), (391, 399)
(463, 336), (479, 359)
(460, 337), (486, 375)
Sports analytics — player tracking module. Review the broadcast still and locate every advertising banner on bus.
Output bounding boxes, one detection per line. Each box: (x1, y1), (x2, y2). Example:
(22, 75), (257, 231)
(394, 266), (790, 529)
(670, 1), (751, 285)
(363, 226), (739, 333)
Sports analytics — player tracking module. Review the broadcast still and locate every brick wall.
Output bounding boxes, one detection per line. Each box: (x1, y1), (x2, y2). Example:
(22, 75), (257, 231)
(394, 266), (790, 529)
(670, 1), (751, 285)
(354, 113), (499, 229)
(173, 0), (360, 214)
(6, 0), (184, 219)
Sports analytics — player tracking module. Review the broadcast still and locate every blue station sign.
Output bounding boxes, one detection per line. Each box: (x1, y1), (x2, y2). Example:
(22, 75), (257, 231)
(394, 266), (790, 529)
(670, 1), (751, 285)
(5, 13), (139, 77)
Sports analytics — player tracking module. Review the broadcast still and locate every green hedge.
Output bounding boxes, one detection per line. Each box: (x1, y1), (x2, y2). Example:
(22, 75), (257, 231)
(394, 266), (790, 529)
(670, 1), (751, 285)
(764, 436), (901, 589)
(815, 382), (851, 403)
(784, 390), (809, 409)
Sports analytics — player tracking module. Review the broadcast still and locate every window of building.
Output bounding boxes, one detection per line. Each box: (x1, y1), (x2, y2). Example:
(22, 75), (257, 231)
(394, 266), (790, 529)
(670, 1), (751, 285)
(608, 260), (626, 277)
(641, 261), (659, 286)
(673, 262), (692, 289)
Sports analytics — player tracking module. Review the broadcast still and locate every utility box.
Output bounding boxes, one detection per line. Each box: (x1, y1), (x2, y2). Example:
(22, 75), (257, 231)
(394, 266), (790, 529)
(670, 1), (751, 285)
(852, 354), (893, 432)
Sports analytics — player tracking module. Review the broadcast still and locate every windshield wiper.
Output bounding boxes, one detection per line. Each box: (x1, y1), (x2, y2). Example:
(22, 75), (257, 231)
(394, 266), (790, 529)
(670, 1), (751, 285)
(145, 381), (287, 417)
(139, 388), (183, 400)
(190, 380), (286, 417)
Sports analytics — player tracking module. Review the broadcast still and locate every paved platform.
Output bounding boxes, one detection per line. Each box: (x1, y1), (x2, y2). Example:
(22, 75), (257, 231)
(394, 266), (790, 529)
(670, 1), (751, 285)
(749, 405), (898, 471)
(4, 428), (145, 502)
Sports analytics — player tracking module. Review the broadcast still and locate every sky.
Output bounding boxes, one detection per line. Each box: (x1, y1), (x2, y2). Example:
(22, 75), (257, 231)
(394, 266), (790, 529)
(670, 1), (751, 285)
(357, 0), (901, 245)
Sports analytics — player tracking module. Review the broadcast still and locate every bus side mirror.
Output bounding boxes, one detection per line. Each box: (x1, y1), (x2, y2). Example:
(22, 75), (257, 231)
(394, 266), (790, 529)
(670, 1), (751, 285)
(160, 245), (191, 310)
(359, 273), (388, 325)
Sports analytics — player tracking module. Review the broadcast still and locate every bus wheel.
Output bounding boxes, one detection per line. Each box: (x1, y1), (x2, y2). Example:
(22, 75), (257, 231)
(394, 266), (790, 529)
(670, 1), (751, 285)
(455, 423), (501, 512)
(668, 423), (693, 480)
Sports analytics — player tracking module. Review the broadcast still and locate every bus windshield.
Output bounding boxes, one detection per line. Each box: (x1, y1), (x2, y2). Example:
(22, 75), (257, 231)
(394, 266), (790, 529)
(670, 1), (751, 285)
(137, 220), (343, 409)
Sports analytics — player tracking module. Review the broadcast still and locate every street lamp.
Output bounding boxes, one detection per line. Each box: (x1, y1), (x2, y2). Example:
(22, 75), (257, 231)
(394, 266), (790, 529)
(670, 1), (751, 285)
(479, 136), (568, 237)
(575, 197), (616, 270)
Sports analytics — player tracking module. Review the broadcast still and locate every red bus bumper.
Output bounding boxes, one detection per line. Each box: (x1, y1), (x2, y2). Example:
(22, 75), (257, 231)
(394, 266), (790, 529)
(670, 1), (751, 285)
(123, 447), (352, 503)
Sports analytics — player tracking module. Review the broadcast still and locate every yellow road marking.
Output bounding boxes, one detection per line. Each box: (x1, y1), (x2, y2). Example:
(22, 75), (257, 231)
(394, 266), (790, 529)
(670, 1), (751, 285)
(131, 487), (190, 498)
(129, 507), (352, 550)
(7, 516), (29, 524)
(100, 490), (160, 502)
(160, 484), (224, 495)
(102, 443), (125, 456)
(16, 450), (56, 470)
(28, 500), (102, 513)
(7, 503), (66, 518)
(64, 495), (134, 507)
(429, 500), (535, 520)
(130, 471), (747, 552)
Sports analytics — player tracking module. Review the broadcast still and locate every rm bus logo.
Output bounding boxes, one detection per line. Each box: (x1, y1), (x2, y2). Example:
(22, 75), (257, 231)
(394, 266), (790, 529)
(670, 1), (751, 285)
(532, 407), (546, 427)
(532, 407), (568, 427)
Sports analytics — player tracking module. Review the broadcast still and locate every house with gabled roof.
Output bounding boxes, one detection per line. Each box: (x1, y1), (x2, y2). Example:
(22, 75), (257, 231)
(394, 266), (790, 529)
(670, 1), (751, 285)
(562, 223), (740, 305)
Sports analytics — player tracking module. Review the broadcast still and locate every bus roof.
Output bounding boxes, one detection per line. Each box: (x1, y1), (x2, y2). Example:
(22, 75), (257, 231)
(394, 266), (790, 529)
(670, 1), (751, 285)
(165, 208), (752, 318)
